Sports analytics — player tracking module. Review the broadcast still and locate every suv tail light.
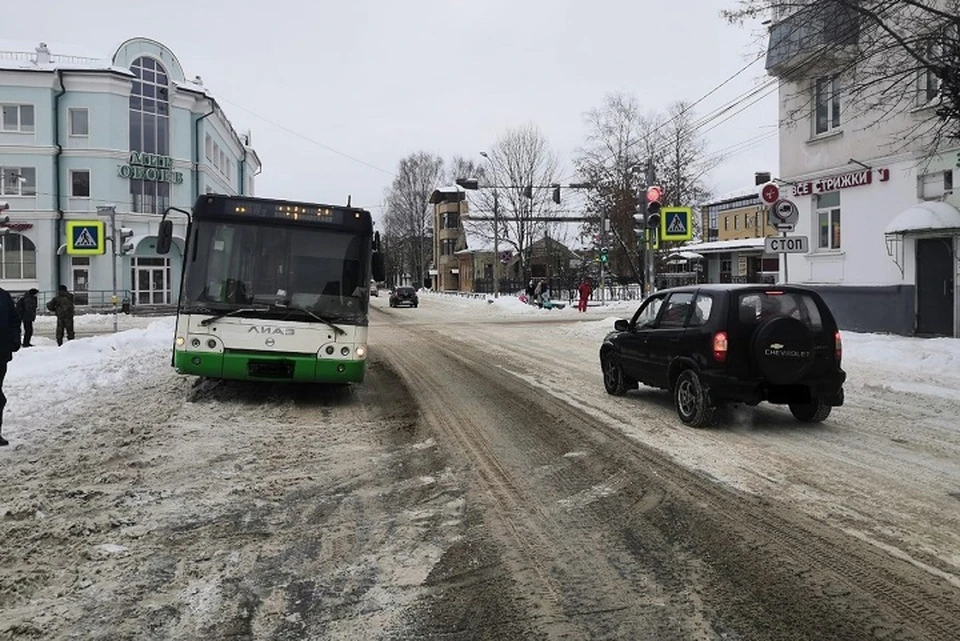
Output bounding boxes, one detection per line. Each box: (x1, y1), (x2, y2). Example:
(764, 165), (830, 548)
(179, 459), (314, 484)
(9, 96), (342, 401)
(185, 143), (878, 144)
(713, 331), (728, 363)
(835, 330), (842, 362)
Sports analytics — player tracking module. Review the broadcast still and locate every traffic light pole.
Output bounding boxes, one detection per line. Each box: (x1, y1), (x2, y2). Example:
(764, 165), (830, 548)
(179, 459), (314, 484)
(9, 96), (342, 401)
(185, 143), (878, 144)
(97, 205), (120, 334)
(645, 162), (657, 297)
(492, 190), (500, 297)
(599, 209), (606, 306)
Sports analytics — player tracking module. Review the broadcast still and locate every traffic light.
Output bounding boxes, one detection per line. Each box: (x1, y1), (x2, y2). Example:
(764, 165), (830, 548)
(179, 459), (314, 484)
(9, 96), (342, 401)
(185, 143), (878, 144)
(552, 184), (561, 204)
(646, 185), (662, 215)
(522, 185), (533, 199)
(119, 227), (135, 255)
(599, 247), (609, 263)
(646, 185), (662, 229)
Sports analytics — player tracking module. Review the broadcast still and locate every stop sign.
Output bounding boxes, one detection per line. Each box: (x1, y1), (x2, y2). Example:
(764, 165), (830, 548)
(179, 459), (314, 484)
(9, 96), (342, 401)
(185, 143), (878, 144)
(760, 181), (780, 205)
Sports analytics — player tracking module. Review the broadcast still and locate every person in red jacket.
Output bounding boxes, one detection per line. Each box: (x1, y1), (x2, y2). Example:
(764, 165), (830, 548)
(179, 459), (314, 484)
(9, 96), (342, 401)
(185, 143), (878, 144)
(577, 278), (593, 313)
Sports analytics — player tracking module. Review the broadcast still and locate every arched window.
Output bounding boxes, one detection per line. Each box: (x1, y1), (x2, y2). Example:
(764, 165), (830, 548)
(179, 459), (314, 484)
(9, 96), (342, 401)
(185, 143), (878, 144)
(129, 56), (170, 214)
(1, 233), (37, 280)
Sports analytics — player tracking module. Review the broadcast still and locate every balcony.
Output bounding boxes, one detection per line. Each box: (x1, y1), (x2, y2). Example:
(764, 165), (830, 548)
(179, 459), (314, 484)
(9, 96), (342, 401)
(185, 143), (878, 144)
(766, 2), (860, 77)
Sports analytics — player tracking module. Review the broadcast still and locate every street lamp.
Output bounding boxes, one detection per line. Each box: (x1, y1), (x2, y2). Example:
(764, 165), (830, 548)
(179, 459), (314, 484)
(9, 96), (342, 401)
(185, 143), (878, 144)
(479, 151), (501, 297)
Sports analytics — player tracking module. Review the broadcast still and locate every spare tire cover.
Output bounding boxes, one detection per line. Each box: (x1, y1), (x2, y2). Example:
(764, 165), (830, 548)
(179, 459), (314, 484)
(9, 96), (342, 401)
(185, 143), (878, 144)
(750, 316), (816, 385)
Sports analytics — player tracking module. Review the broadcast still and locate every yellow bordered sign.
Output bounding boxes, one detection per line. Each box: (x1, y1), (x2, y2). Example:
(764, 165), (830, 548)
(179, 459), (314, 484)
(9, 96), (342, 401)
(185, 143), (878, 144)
(66, 220), (106, 255)
(660, 207), (693, 242)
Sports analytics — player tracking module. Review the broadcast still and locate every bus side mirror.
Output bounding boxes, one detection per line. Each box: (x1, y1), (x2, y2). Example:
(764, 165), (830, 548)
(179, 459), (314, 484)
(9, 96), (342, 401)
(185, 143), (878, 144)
(372, 252), (385, 282)
(156, 219), (173, 254)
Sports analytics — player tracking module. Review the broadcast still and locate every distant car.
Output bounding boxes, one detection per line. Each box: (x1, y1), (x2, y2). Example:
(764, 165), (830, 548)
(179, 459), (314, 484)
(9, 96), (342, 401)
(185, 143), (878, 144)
(599, 284), (846, 427)
(389, 286), (418, 308)
(369, 282), (379, 297)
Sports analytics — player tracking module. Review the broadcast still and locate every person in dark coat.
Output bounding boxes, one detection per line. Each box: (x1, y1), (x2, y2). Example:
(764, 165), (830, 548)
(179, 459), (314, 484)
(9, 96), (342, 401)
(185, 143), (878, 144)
(15, 288), (38, 347)
(0, 286), (22, 446)
(46, 285), (76, 347)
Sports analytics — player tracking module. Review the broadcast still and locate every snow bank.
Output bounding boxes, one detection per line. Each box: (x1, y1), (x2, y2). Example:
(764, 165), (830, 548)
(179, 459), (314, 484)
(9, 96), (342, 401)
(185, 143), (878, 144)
(4, 317), (176, 438)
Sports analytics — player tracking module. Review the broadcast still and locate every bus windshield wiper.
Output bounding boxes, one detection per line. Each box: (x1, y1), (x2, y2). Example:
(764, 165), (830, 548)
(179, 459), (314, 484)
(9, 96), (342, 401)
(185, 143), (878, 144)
(198, 305), (270, 326)
(275, 303), (345, 335)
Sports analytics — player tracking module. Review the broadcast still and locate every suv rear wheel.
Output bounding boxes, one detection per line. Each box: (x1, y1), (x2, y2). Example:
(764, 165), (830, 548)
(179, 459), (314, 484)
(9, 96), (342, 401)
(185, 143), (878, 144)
(674, 369), (715, 428)
(789, 399), (832, 423)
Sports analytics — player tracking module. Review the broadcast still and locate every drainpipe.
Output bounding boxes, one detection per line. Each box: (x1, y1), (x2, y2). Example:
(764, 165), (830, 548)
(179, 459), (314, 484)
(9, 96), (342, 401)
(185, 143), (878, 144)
(193, 99), (215, 202)
(240, 147), (246, 195)
(53, 68), (66, 290)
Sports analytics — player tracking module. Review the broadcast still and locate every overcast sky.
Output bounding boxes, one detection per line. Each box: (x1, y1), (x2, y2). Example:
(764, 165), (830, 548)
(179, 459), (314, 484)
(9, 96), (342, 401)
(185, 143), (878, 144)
(4, 0), (777, 222)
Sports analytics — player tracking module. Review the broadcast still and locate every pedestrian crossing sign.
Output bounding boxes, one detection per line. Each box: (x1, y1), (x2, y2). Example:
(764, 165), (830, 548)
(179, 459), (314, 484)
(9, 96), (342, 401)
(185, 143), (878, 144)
(660, 207), (693, 242)
(66, 220), (106, 255)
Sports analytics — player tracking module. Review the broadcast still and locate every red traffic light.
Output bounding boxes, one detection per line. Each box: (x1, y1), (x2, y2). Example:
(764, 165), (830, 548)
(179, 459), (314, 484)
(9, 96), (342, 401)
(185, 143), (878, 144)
(646, 186), (662, 203)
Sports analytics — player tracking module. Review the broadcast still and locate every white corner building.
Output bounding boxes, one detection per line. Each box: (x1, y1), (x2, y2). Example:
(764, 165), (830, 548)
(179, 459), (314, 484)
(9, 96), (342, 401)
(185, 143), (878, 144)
(765, 5), (959, 337)
(0, 38), (261, 308)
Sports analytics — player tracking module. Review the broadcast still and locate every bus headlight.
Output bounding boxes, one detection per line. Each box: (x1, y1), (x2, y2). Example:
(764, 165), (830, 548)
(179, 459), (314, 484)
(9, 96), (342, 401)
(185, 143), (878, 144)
(175, 336), (185, 347)
(191, 338), (201, 348)
(356, 345), (366, 358)
(340, 346), (350, 356)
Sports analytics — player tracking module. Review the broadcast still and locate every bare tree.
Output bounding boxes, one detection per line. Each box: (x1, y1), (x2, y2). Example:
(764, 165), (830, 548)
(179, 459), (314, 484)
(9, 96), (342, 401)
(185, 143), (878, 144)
(722, 0), (960, 154)
(482, 124), (560, 278)
(658, 101), (721, 242)
(382, 152), (444, 286)
(574, 93), (660, 283)
(575, 95), (718, 284)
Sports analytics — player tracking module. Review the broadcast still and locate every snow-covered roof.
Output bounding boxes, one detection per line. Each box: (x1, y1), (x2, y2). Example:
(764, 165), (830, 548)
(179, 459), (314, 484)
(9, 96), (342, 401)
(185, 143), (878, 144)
(456, 220), (495, 254)
(0, 40), (130, 74)
(667, 250), (705, 261)
(884, 201), (960, 235)
(677, 238), (766, 253)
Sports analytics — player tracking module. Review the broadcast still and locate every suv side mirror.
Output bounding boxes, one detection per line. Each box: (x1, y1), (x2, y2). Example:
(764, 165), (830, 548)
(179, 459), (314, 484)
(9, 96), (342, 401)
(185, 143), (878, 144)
(614, 319), (630, 332)
(156, 219), (173, 254)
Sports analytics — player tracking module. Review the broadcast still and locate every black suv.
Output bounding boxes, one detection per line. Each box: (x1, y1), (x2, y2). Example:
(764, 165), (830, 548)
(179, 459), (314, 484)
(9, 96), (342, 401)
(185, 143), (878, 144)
(599, 284), (845, 427)
(389, 286), (419, 308)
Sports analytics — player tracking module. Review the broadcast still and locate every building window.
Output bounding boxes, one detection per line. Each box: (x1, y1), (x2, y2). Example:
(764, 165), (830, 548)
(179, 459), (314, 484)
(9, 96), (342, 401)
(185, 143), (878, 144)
(733, 215), (739, 231)
(1, 105), (35, 133)
(441, 239), (458, 256)
(129, 56), (170, 214)
(205, 134), (213, 161)
(1, 233), (37, 279)
(441, 212), (460, 229)
(918, 170), (953, 200)
(69, 108), (89, 136)
(816, 191), (841, 250)
(723, 216), (729, 231)
(0, 167), (37, 196)
(814, 75), (841, 135)
(70, 170), (91, 198)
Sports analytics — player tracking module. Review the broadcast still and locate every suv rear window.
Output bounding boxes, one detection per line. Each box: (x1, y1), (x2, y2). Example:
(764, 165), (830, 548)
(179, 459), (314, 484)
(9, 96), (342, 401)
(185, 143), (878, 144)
(738, 292), (823, 330)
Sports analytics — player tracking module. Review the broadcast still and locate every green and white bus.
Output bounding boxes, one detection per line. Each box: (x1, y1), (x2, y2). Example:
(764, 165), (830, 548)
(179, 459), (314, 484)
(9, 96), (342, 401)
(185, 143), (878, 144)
(156, 194), (385, 384)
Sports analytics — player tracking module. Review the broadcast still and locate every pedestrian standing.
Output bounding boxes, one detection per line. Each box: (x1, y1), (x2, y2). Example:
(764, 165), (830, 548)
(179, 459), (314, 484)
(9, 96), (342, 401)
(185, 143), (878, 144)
(15, 288), (38, 347)
(47, 285), (76, 346)
(577, 278), (593, 313)
(0, 286), (22, 446)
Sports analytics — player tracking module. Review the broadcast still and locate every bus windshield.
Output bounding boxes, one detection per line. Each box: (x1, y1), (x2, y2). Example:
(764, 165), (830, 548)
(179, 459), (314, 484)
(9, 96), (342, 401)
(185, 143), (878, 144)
(180, 220), (369, 322)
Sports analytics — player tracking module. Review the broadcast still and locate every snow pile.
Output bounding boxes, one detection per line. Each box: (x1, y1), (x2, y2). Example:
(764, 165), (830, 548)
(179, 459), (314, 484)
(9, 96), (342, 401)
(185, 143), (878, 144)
(842, 331), (960, 400)
(5, 317), (176, 434)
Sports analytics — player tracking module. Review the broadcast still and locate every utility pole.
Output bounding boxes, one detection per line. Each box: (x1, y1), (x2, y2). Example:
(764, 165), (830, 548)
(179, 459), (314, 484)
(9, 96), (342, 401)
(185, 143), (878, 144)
(479, 152), (501, 297)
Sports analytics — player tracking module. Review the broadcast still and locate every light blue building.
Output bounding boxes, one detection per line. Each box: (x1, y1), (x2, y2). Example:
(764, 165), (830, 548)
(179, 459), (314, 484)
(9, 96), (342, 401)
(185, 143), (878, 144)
(0, 37), (261, 308)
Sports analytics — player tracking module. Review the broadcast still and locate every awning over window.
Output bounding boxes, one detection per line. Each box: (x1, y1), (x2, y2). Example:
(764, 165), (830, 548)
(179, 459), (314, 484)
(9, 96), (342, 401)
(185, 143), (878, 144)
(884, 201), (960, 235)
